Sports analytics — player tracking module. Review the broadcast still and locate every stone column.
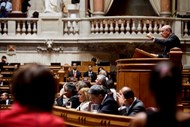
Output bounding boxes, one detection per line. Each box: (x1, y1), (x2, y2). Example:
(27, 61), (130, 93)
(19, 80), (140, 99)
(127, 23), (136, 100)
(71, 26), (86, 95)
(93, 0), (104, 17)
(85, 0), (89, 17)
(12, 0), (23, 12)
(160, 0), (172, 17)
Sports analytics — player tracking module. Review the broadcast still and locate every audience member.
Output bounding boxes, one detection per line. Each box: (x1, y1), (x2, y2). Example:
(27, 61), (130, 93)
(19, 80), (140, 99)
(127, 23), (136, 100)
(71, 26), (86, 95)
(0, 55), (9, 71)
(130, 61), (190, 127)
(117, 86), (145, 116)
(0, 92), (12, 105)
(83, 64), (97, 82)
(75, 80), (88, 91)
(68, 62), (81, 81)
(76, 87), (91, 111)
(89, 85), (118, 115)
(21, 0), (31, 13)
(32, 11), (39, 18)
(146, 25), (181, 58)
(0, 0), (12, 13)
(0, 5), (8, 17)
(0, 63), (66, 127)
(0, 74), (3, 86)
(56, 82), (80, 108)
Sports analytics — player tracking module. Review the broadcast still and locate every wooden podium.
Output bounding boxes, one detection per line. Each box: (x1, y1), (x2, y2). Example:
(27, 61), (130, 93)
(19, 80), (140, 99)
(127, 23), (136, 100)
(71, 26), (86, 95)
(116, 48), (183, 107)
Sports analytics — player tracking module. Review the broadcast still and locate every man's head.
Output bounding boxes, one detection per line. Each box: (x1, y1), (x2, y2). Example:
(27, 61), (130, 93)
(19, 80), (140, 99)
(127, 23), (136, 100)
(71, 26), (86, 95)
(88, 64), (93, 72)
(95, 74), (107, 86)
(120, 87), (135, 106)
(72, 63), (77, 70)
(11, 63), (56, 112)
(89, 85), (107, 104)
(1, 56), (7, 63)
(64, 82), (77, 98)
(1, 92), (9, 100)
(160, 25), (172, 38)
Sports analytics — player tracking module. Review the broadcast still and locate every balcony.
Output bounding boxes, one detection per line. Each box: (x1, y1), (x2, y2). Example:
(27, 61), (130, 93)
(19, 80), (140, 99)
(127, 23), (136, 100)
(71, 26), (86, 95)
(0, 16), (190, 42)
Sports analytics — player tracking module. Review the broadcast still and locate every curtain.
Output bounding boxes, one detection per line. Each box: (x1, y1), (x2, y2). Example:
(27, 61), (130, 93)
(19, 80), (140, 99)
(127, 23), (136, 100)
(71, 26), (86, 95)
(104, 0), (114, 14)
(149, 0), (160, 16)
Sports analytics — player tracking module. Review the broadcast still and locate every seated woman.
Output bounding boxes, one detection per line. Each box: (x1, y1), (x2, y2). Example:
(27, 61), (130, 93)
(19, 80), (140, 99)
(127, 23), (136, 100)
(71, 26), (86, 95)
(76, 87), (91, 111)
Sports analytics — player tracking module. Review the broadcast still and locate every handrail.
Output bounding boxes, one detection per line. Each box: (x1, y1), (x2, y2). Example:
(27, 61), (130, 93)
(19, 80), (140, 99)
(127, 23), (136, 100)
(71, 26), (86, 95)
(53, 106), (133, 127)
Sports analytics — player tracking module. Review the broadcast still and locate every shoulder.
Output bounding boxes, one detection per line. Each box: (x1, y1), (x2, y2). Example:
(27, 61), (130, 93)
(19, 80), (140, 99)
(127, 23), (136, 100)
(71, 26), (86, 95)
(130, 112), (147, 127)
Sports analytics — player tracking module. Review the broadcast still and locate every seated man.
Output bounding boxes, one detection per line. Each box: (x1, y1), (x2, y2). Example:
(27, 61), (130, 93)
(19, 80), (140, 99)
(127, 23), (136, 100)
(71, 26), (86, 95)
(117, 86), (145, 116)
(0, 0), (12, 13)
(83, 64), (97, 82)
(68, 62), (81, 81)
(0, 55), (9, 71)
(0, 92), (12, 105)
(89, 85), (118, 115)
(56, 82), (80, 108)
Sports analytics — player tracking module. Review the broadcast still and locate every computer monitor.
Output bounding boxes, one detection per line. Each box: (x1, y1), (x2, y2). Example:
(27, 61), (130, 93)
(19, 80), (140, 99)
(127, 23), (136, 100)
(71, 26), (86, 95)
(51, 63), (61, 66)
(71, 61), (81, 66)
(71, 0), (80, 4)
(99, 61), (110, 66)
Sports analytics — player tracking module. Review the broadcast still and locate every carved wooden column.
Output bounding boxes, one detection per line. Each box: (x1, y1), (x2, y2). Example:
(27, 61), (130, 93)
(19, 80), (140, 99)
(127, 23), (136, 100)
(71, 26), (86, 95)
(12, 0), (23, 12)
(93, 0), (104, 17)
(160, 0), (172, 17)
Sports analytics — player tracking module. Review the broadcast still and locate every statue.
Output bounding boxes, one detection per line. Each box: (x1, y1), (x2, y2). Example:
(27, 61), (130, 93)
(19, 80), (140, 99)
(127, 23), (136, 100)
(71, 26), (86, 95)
(43, 0), (64, 13)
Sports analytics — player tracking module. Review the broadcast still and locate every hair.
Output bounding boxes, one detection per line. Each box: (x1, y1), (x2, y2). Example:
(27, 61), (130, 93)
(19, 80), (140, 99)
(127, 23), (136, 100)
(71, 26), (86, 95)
(163, 25), (172, 33)
(97, 74), (107, 86)
(123, 89), (134, 99)
(11, 63), (56, 112)
(79, 87), (90, 101)
(149, 61), (182, 109)
(65, 82), (77, 95)
(89, 85), (107, 97)
(91, 57), (97, 63)
(76, 81), (88, 91)
(1, 55), (6, 59)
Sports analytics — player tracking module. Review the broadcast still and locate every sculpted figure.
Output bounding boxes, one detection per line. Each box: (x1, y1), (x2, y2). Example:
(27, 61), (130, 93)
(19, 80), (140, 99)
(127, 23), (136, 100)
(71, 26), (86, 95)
(43, 0), (64, 13)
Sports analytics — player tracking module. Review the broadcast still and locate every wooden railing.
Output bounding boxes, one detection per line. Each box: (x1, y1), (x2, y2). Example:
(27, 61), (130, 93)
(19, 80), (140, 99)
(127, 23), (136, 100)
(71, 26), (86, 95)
(52, 106), (133, 127)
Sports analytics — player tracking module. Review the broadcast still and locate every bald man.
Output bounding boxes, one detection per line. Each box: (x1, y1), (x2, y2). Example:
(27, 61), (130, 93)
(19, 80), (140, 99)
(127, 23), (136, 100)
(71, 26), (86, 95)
(147, 25), (181, 58)
(117, 86), (145, 116)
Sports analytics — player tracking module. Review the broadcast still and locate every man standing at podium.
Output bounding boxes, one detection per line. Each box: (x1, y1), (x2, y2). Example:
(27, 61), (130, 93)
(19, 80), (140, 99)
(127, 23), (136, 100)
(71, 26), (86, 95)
(146, 25), (181, 58)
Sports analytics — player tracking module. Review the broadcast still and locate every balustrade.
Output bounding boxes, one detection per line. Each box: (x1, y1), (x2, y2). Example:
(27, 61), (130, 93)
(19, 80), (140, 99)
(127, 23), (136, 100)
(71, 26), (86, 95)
(0, 16), (189, 40)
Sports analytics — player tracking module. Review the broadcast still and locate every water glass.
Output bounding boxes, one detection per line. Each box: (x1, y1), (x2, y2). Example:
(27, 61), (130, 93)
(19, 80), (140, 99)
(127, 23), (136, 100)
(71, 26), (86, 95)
(66, 101), (72, 108)
(91, 104), (98, 113)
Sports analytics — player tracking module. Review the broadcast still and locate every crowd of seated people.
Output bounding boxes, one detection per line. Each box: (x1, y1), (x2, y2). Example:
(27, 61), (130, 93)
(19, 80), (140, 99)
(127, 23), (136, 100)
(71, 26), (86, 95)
(1, 58), (189, 127)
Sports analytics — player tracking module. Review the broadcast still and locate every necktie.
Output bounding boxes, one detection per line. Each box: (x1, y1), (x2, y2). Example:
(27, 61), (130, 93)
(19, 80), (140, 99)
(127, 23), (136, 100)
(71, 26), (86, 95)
(74, 71), (76, 77)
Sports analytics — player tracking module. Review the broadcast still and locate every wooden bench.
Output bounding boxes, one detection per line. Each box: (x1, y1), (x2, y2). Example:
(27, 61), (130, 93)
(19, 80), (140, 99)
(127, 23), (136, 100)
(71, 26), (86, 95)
(53, 106), (133, 127)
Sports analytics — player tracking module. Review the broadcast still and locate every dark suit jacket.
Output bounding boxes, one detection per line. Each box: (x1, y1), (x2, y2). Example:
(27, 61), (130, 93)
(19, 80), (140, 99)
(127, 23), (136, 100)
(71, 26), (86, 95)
(0, 62), (9, 71)
(98, 94), (118, 115)
(83, 71), (97, 82)
(68, 70), (81, 81)
(154, 33), (181, 58)
(119, 98), (145, 116)
(56, 95), (80, 108)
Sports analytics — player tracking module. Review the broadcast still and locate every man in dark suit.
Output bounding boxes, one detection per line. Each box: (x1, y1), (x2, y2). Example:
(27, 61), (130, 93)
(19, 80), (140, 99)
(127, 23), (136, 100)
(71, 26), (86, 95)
(89, 85), (118, 115)
(56, 82), (80, 108)
(146, 25), (181, 58)
(83, 64), (97, 82)
(0, 55), (9, 71)
(68, 62), (81, 81)
(0, 92), (12, 105)
(117, 86), (145, 116)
